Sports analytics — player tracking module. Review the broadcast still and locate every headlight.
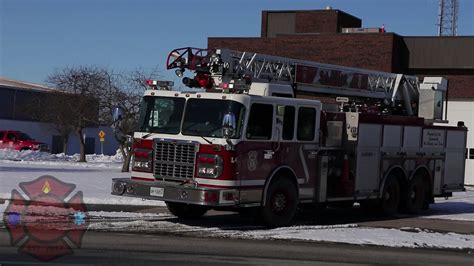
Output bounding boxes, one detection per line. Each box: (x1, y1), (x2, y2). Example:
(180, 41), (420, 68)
(131, 148), (153, 173)
(196, 154), (223, 178)
(133, 161), (151, 169)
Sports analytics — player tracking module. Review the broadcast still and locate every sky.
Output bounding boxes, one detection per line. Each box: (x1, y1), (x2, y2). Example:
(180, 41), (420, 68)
(1, 0), (473, 86)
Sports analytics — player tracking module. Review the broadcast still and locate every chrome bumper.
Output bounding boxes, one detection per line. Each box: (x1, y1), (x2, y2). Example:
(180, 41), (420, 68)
(111, 178), (238, 206)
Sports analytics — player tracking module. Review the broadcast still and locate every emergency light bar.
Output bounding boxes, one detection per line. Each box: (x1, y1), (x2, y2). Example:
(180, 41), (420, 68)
(145, 80), (174, 90)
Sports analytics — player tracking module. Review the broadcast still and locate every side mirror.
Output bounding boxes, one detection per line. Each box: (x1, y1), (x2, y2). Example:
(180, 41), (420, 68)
(112, 107), (123, 123)
(222, 112), (236, 139)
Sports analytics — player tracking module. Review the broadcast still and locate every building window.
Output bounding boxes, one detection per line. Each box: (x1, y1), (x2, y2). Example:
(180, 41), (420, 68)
(247, 103), (273, 140)
(470, 148), (474, 160)
(0, 88), (15, 119)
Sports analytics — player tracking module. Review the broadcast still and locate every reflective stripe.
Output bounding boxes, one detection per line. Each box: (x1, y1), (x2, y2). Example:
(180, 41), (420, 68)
(299, 188), (315, 198)
(195, 178), (265, 187)
(131, 171), (154, 179)
(299, 146), (309, 182)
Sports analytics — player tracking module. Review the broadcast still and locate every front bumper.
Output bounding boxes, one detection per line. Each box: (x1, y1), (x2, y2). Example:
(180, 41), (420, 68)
(111, 178), (238, 206)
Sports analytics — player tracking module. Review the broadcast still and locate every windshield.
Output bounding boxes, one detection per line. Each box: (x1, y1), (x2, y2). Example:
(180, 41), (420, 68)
(138, 96), (245, 138)
(138, 96), (185, 134)
(19, 133), (33, 140)
(182, 99), (245, 138)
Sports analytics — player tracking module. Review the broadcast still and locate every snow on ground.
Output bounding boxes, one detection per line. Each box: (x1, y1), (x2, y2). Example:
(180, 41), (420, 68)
(428, 188), (474, 221)
(1, 149), (474, 250)
(88, 211), (169, 219)
(0, 148), (123, 168)
(223, 225), (474, 249)
(0, 149), (165, 207)
(87, 218), (474, 250)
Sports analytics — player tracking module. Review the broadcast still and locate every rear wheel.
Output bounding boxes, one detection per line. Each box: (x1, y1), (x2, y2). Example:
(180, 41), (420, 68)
(380, 176), (400, 216)
(165, 202), (208, 219)
(401, 176), (426, 214)
(261, 177), (298, 228)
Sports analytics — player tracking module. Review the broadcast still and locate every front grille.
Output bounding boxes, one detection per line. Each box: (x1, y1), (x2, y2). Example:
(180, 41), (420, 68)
(154, 140), (197, 180)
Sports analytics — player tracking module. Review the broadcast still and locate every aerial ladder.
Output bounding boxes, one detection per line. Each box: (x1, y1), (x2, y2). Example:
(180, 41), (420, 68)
(166, 47), (447, 122)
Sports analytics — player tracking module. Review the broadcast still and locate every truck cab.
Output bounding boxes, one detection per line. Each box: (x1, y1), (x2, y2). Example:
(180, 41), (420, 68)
(112, 88), (322, 226)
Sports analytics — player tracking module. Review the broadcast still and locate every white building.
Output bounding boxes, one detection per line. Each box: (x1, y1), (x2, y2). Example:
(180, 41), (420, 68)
(446, 101), (474, 185)
(0, 77), (118, 155)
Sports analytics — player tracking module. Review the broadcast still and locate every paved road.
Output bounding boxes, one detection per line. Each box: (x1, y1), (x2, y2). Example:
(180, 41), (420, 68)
(1, 202), (473, 264)
(0, 230), (473, 265)
(103, 204), (474, 234)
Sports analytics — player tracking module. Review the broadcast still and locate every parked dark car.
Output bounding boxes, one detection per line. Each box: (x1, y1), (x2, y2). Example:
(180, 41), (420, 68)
(0, 130), (49, 152)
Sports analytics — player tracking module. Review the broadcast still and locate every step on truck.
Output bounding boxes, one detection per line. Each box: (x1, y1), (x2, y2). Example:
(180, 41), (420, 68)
(112, 47), (467, 227)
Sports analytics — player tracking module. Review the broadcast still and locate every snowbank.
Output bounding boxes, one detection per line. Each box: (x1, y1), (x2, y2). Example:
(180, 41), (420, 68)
(0, 148), (123, 168)
(0, 148), (123, 162)
(87, 218), (474, 250)
(0, 161), (165, 207)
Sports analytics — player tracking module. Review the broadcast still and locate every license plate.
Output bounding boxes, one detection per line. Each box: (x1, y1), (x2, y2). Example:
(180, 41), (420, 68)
(150, 187), (164, 197)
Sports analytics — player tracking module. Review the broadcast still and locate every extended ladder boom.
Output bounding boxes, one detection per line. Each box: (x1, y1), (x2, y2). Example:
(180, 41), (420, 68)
(166, 47), (447, 120)
(213, 49), (421, 106)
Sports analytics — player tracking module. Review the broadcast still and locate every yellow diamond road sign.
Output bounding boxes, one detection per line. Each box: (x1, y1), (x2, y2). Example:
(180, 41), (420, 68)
(98, 130), (105, 139)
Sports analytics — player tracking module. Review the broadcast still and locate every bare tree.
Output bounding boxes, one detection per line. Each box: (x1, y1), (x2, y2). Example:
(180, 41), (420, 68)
(21, 93), (74, 154)
(113, 67), (161, 172)
(29, 65), (159, 166)
(47, 66), (113, 162)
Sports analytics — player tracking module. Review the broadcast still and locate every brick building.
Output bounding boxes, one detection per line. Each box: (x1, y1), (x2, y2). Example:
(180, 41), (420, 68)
(207, 9), (474, 185)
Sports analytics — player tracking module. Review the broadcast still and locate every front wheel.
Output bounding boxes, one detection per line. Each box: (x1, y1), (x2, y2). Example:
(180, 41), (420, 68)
(261, 178), (298, 228)
(165, 202), (208, 219)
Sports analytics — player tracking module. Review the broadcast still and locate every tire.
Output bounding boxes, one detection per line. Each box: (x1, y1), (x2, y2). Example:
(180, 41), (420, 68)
(261, 177), (298, 228)
(380, 176), (400, 216)
(401, 176), (426, 214)
(20, 147), (30, 152)
(165, 202), (208, 219)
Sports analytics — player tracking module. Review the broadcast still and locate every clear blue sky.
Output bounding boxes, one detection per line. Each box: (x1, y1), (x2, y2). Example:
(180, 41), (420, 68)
(1, 0), (473, 86)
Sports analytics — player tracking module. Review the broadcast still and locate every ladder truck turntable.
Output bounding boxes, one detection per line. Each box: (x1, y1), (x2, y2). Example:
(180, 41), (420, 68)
(112, 47), (467, 227)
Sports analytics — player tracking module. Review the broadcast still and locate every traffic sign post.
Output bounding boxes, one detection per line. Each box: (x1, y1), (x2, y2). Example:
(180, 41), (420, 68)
(98, 130), (105, 155)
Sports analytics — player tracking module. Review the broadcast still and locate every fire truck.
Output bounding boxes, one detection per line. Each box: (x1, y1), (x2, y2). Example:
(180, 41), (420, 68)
(112, 47), (467, 227)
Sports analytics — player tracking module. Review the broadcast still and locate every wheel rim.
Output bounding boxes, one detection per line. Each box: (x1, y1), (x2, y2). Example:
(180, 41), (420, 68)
(408, 180), (424, 208)
(384, 181), (399, 209)
(384, 191), (391, 201)
(272, 192), (287, 213)
(410, 189), (416, 200)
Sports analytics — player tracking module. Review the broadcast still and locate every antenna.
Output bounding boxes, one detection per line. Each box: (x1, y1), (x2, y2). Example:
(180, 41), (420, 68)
(437, 0), (459, 36)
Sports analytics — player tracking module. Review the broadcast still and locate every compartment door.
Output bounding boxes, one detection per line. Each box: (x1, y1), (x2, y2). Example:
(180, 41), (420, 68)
(355, 124), (382, 194)
(444, 130), (467, 191)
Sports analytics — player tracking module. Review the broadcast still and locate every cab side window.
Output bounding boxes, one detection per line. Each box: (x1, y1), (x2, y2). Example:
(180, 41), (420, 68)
(282, 106), (295, 140)
(297, 107), (316, 141)
(247, 103), (273, 140)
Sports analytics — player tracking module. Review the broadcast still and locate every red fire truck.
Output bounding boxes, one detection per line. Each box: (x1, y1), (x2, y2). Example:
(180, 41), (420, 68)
(112, 48), (467, 227)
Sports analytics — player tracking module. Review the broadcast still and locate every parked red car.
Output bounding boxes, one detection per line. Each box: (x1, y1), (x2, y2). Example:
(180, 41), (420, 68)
(0, 130), (49, 152)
